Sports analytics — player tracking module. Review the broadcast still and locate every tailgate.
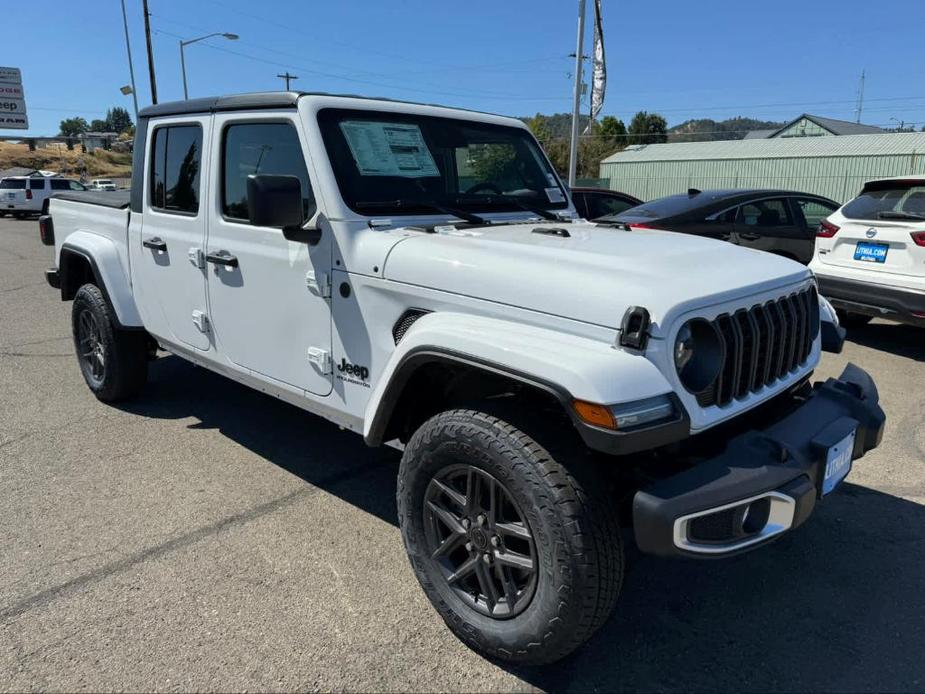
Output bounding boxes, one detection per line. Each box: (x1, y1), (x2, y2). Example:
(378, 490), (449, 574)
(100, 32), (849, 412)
(817, 219), (925, 278)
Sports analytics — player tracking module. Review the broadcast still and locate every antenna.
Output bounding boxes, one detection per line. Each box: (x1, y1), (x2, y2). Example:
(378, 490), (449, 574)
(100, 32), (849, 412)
(854, 69), (866, 124)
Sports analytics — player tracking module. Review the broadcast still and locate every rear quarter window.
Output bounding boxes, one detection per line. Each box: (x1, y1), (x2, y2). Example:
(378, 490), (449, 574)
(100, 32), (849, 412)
(0, 179), (26, 189)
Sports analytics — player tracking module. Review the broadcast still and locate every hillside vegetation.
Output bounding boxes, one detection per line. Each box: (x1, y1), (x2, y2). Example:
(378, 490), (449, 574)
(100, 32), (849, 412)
(0, 142), (132, 178)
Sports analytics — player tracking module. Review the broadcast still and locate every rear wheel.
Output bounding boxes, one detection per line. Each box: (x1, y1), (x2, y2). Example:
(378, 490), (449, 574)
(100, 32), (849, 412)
(71, 284), (148, 402)
(397, 409), (623, 665)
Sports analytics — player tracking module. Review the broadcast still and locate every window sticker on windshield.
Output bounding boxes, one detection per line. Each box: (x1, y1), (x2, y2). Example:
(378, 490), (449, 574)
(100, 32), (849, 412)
(545, 187), (565, 203)
(339, 121), (440, 178)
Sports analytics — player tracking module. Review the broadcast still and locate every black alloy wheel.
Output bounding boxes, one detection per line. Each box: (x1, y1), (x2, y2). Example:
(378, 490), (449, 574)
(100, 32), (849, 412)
(423, 464), (537, 619)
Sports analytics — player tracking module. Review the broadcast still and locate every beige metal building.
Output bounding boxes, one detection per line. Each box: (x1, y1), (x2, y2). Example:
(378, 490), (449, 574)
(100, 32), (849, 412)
(599, 131), (925, 203)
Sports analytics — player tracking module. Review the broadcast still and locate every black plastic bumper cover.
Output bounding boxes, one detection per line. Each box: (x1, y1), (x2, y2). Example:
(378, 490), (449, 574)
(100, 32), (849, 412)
(45, 267), (60, 289)
(633, 363), (885, 558)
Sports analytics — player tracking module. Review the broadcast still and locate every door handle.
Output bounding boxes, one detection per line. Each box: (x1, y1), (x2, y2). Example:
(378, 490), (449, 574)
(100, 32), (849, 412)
(143, 236), (167, 251)
(205, 250), (239, 268)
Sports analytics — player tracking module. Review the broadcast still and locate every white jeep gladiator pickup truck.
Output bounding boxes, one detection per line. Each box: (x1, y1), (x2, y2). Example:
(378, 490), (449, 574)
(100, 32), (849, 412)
(41, 92), (886, 665)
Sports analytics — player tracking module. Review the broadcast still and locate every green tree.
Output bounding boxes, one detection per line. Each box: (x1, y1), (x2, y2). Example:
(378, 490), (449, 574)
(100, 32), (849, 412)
(628, 111), (668, 145)
(598, 116), (627, 142)
(107, 106), (134, 133)
(59, 117), (89, 137)
(89, 119), (109, 132)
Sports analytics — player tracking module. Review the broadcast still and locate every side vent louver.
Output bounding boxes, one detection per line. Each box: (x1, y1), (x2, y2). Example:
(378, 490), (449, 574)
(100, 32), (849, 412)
(392, 309), (430, 344)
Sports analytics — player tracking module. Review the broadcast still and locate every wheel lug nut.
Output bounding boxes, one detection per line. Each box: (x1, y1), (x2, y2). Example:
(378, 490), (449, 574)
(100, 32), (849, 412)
(462, 518), (470, 529)
(482, 553), (491, 564)
(490, 536), (500, 547)
(465, 542), (473, 552)
(476, 514), (486, 526)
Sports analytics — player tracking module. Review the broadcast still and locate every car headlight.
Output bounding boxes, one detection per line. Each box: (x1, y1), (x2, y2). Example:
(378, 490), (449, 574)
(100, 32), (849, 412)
(674, 319), (723, 394)
(573, 394), (676, 430)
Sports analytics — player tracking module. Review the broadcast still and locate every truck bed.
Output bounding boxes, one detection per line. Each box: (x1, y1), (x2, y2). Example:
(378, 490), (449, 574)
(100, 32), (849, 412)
(48, 195), (133, 286)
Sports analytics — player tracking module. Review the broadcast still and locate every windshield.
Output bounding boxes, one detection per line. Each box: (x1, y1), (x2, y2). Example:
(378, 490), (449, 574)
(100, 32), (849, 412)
(0, 179), (26, 189)
(842, 181), (925, 220)
(318, 108), (567, 217)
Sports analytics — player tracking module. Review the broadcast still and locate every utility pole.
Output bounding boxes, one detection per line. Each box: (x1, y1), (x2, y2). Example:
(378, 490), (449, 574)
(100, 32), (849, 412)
(277, 72), (299, 90)
(567, 0), (587, 187)
(143, 0), (158, 104)
(119, 0), (140, 117)
(854, 69), (865, 124)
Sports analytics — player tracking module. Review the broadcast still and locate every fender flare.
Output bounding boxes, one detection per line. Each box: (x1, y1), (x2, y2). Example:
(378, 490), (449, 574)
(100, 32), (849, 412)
(59, 236), (143, 329)
(363, 312), (685, 454)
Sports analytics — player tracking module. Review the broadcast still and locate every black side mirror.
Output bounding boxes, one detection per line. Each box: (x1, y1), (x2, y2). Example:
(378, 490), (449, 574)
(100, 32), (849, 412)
(247, 174), (320, 244)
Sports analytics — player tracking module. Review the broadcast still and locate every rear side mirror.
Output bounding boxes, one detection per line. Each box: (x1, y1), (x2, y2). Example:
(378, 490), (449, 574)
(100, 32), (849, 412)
(247, 174), (320, 244)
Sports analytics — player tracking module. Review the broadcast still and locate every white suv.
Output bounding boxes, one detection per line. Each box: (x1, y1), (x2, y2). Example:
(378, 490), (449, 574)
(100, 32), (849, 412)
(811, 175), (925, 328)
(1, 176), (87, 217)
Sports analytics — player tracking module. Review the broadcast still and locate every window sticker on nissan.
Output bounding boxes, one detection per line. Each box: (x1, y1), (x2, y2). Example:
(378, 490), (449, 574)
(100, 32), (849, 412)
(339, 121), (439, 177)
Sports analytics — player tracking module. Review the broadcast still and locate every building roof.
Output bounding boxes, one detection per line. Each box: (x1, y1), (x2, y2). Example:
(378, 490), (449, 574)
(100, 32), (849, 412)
(601, 131), (925, 164)
(743, 129), (776, 139)
(769, 113), (884, 137)
(0, 166), (38, 179)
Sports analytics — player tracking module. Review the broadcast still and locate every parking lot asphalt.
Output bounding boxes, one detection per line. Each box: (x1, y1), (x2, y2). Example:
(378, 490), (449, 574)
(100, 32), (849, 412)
(1, 215), (923, 692)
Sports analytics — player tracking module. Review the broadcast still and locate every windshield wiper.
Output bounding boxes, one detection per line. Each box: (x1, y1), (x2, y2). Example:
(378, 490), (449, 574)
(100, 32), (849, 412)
(355, 199), (488, 225)
(877, 210), (925, 221)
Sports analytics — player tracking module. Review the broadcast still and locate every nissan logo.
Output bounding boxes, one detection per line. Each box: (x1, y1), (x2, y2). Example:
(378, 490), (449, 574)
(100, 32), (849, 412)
(866, 228), (877, 238)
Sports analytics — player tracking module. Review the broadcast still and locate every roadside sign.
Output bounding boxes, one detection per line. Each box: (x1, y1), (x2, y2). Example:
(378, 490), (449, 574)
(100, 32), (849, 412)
(0, 66), (21, 82)
(0, 82), (24, 99)
(0, 66), (27, 130)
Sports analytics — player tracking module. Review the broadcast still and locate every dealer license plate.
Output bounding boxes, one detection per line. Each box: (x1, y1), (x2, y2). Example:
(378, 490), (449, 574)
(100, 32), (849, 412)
(822, 429), (855, 495)
(854, 242), (888, 263)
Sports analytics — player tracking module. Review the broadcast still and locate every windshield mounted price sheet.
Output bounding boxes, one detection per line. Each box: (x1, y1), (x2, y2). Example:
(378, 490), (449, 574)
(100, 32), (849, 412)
(339, 121), (440, 177)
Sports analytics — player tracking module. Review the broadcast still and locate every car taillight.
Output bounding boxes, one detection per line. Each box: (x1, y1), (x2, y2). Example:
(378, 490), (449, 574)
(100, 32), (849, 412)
(25, 189), (33, 200)
(38, 215), (54, 246)
(629, 223), (654, 230)
(911, 231), (925, 247)
(817, 220), (840, 238)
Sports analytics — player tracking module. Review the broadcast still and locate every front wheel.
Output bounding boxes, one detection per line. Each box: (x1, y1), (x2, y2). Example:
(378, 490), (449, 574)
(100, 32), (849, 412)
(397, 409), (623, 665)
(71, 284), (148, 402)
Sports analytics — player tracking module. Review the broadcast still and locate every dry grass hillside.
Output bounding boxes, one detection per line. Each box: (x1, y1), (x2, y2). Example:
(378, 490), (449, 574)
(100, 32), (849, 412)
(0, 142), (132, 178)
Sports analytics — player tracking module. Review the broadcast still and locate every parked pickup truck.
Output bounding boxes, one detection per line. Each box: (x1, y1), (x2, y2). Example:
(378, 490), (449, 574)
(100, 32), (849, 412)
(41, 92), (885, 665)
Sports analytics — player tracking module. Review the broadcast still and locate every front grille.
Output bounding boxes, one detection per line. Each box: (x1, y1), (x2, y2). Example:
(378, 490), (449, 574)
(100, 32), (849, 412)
(697, 286), (819, 407)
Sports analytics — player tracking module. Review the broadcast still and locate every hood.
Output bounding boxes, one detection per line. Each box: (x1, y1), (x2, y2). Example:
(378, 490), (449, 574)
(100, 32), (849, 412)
(383, 221), (811, 336)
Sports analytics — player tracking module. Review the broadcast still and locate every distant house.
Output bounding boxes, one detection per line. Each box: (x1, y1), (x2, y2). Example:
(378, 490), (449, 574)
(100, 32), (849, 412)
(79, 131), (120, 152)
(743, 114), (884, 139)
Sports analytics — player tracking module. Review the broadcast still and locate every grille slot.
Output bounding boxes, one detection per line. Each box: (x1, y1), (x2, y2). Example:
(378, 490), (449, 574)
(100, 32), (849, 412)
(698, 287), (818, 407)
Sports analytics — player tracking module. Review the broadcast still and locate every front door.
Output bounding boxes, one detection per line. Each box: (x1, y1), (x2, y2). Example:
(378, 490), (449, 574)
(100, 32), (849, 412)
(205, 114), (332, 397)
(133, 117), (211, 351)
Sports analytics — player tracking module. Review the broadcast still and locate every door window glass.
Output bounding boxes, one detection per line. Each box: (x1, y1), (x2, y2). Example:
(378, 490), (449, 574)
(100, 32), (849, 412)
(222, 122), (314, 221)
(149, 125), (203, 214)
(29, 178), (46, 190)
(796, 198), (837, 228)
(50, 179), (69, 190)
(585, 193), (636, 219)
(737, 198), (792, 227)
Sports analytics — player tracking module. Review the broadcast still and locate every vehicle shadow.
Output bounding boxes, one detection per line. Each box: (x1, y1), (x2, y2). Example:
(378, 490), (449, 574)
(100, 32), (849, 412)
(121, 355), (924, 692)
(846, 320), (924, 361)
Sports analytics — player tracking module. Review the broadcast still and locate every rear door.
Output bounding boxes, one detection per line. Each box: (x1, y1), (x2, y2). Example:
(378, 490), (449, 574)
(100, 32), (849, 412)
(734, 197), (808, 260)
(132, 116), (211, 351)
(205, 113), (332, 397)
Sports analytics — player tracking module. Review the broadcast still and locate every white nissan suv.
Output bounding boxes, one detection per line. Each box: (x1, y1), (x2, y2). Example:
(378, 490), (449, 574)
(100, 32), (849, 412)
(811, 175), (925, 328)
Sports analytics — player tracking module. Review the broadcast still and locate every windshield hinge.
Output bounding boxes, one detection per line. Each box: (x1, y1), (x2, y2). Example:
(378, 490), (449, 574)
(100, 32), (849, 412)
(368, 218), (393, 229)
(307, 346), (332, 373)
(305, 270), (331, 298)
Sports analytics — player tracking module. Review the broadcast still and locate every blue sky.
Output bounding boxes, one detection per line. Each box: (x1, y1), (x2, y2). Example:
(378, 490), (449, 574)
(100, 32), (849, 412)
(7, 0), (925, 136)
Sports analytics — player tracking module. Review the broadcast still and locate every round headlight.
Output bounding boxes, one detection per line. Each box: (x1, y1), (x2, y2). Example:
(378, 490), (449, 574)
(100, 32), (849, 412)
(674, 319), (723, 394)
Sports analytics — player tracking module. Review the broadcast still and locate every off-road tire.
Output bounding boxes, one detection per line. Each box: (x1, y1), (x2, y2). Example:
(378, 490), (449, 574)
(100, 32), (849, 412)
(71, 283), (148, 402)
(397, 409), (623, 665)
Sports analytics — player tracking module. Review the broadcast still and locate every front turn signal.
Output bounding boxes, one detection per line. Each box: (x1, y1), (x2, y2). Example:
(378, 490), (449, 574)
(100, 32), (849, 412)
(572, 400), (617, 430)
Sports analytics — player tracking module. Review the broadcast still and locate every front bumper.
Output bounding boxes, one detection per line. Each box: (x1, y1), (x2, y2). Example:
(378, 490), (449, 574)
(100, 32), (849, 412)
(817, 275), (925, 327)
(633, 363), (885, 558)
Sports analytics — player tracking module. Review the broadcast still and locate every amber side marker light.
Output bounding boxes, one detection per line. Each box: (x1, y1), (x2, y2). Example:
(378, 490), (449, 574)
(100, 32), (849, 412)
(572, 400), (617, 430)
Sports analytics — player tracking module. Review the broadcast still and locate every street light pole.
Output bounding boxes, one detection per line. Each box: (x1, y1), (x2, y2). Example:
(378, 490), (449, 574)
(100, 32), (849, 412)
(119, 0), (139, 118)
(179, 32), (239, 99)
(567, 0), (587, 187)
